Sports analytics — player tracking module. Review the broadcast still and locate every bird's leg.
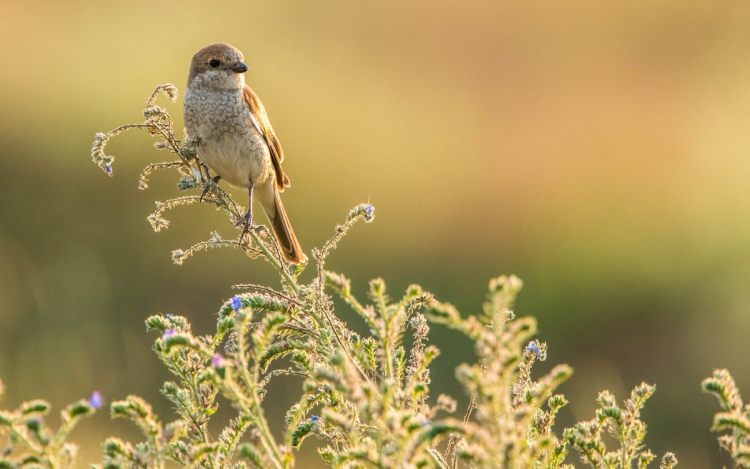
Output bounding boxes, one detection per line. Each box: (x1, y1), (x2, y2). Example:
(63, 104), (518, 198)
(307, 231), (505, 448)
(197, 161), (209, 183)
(234, 182), (254, 226)
(235, 181), (258, 244)
(200, 174), (221, 203)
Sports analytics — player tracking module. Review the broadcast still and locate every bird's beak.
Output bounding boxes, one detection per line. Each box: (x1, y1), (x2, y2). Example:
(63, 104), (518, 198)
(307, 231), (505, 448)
(231, 61), (248, 73)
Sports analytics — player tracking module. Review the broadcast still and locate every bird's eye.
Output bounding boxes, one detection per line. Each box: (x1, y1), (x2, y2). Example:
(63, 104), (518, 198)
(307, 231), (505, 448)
(209, 59), (220, 68)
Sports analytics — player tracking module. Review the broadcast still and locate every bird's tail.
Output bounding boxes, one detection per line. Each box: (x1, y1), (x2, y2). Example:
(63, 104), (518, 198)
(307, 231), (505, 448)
(257, 183), (304, 264)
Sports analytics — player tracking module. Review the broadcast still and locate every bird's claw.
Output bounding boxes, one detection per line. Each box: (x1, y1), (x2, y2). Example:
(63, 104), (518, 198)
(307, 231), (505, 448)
(233, 212), (252, 228)
(235, 213), (264, 245)
(200, 175), (221, 203)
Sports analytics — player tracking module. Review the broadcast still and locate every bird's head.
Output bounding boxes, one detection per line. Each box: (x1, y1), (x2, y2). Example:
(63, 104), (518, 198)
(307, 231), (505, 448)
(188, 43), (248, 90)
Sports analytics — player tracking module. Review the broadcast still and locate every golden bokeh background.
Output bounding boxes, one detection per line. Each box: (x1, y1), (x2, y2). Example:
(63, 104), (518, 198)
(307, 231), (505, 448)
(2, 0), (750, 466)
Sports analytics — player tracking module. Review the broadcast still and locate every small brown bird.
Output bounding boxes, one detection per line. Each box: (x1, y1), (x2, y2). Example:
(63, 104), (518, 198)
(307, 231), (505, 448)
(184, 43), (303, 263)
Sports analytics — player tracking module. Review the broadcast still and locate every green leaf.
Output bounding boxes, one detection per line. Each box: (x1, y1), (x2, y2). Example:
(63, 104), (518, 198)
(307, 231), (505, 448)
(238, 444), (263, 468)
(712, 412), (750, 433)
(0, 411), (12, 426)
(259, 341), (305, 372)
(20, 400), (50, 416)
(290, 421), (314, 448)
(64, 400), (94, 420)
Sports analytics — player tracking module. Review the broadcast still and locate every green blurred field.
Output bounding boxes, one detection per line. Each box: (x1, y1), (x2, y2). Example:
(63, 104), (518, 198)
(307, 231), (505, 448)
(2, 0), (750, 466)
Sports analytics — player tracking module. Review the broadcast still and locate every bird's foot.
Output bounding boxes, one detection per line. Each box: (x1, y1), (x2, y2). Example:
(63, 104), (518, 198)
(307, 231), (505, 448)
(233, 211), (252, 228)
(234, 212), (264, 245)
(200, 175), (221, 203)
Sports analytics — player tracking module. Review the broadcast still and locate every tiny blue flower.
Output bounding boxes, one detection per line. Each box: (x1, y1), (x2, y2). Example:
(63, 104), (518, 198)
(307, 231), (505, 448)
(363, 204), (375, 220)
(525, 341), (542, 358)
(309, 415), (319, 423)
(162, 328), (176, 341)
(231, 297), (243, 311)
(89, 391), (103, 409)
(104, 164), (112, 174)
(166, 314), (172, 320)
(212, 354), (225, 368)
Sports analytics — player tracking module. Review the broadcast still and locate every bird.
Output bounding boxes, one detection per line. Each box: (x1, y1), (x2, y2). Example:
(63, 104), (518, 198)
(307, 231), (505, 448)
(183, 43), (303, 264)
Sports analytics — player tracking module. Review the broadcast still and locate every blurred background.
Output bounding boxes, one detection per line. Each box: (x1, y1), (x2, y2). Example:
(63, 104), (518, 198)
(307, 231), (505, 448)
(1, 0), (749, 466)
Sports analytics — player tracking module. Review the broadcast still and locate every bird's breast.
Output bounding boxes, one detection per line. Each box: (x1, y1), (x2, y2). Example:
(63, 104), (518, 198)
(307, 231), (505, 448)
(184, 88), (272, 188)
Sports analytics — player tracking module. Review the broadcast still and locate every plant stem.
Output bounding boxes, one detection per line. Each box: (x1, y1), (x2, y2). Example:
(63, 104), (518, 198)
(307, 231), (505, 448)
(249, 231), (299, 295)
(378, 294), (395, 382)
(236, 315), (285, 469)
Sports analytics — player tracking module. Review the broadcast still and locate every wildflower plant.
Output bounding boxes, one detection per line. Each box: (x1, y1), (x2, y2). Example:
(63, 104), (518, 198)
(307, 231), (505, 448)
(702, 369), (750, 468)
(0, 382), (101, 469)
(76, 83), (687, 468)
(563, 384), (677, 469)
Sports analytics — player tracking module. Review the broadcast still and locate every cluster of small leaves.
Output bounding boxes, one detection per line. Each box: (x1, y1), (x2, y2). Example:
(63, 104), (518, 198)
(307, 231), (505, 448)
(87, 84), (677, 469)
(702, 368), (750, 467)
(0, 379), (100, 469)
(99, 272), (586, 469)
(310, 275), (459, 467)
(421, 275), (573, 468)
(563, 383), (677, 469)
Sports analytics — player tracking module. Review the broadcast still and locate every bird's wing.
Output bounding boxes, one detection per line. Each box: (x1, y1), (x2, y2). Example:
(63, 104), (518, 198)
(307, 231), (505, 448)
(243, 84), (290, 190)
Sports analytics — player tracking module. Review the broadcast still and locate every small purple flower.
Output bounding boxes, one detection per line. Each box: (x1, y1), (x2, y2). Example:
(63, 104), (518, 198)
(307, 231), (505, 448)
(309, 415), (319, 423)
(363, 204), (375, 220)
(104, 164), (112, 174)
(212, 354), (225, 369)
(89, 391), (103, 409)
(231, 297), (243, 311)
(525, 341), (542, 358)
(162, 328), (176, 341)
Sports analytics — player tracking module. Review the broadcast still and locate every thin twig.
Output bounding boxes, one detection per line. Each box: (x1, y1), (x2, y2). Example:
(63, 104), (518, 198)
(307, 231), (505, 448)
(446, 392), (476, 468)
(232, 283), (302, 306)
